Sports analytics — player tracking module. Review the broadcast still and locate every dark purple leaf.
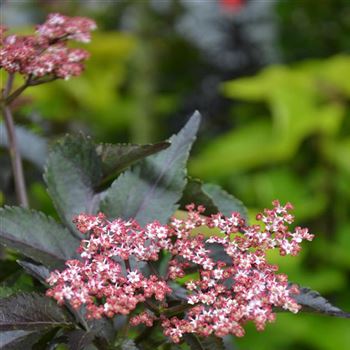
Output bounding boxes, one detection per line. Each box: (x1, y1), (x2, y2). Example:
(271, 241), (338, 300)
(66, 329), (95, 350)
(1, 330), (44, 350)
(101, 111), (201, 225)
(0, 292), (74, 331)
(44, 134), (102, 236)
(183, 334), (226, 350)
(292, 286), (350, 318)
(181, 178), (247, 220)
(17, 260), (50, 285)
(96, 141), (170, 188)
(0, 207), (79, 268)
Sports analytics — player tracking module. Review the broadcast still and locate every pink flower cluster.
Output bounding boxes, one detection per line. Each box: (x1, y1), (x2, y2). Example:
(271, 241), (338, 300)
(46, 201), (314, 343)
(0, 13), (96, 80)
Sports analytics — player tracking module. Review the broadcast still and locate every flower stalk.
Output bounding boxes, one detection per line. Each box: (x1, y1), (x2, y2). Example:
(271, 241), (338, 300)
(1, 73), (29, 207)
(0, 13), (96, 207)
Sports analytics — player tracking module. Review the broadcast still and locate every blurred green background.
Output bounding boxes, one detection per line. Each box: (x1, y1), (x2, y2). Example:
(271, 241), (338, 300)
(1, 1), (350, 349)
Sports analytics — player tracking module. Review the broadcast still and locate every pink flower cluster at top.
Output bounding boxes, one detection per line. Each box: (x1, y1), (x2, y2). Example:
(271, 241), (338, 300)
(46, 201), (314, 343)
(0, 13), (96, 80)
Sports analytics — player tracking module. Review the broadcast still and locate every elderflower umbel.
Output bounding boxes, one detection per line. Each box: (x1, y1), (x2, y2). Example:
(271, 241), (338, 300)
(0, 13), (96, 80)
(46, 201), (314, 343)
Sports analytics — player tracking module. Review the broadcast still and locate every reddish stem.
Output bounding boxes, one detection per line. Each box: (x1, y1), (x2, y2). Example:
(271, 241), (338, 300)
(1, 74), (29, 207)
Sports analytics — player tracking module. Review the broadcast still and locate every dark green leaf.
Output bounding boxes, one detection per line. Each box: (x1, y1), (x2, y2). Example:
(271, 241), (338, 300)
(96, 141), (170, 188)
(0, 261), (18, 283)
(66, 329), (95, 350)
(0, 270), (34, 295)
(1, 330), (44, 350)
(0, 292), (73, 331)
(17, 260), (50, 285)
(181, 178), (248, 220)
(0, 122), (48, 169)
(44, 134), (102, 236)
(101, 111), (201, 225)
(0, 207), (79, 268)
(292, 286), (350, 318)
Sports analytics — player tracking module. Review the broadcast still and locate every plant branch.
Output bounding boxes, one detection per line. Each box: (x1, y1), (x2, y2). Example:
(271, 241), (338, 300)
(5, 84), (29, 105)
(125, 259), (131, 271)
(147, 261), (160, 277)
(163, 302), (194, 317)
(1, 104), (29, 207)
(144, 299), (160, 315)
(27, 75), (58, 86)
(1, 74), (29, 207)
(3, 72), (14, 97)
(5, 75), (58, 105)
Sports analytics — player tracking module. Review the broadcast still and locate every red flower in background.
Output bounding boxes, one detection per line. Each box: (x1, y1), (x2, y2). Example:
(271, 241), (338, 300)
(219, 0), (245, 13)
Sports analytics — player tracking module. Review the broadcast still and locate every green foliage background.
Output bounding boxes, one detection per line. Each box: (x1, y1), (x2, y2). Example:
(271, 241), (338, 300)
(191, 55), (350, 350)
(1, 0), (350, 349)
